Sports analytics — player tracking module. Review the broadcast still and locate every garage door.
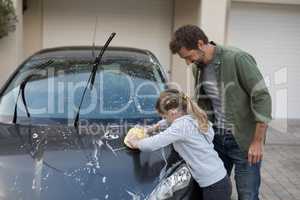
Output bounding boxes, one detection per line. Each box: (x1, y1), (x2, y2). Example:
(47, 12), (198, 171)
(42, 0), (173, 71)
(227, 2), (300, 119)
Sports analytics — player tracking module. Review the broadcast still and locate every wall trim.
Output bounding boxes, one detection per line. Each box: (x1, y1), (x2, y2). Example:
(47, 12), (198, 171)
(232, 0), (300, 5)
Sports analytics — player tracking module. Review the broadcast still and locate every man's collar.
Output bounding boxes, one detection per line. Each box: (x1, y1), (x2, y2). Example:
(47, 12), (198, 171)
(209, 41), (222, 66)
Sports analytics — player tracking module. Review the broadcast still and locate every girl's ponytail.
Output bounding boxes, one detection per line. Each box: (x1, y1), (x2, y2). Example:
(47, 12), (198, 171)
(156, 89), (209, 133)
(184, 95), (209, 133)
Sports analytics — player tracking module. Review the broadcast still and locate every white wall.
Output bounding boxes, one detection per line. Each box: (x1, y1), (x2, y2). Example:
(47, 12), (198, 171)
(171, 0), (201, 96)
(0, 0), (23, 87)
(42, 0), (173, 71)
(23, 0), (43, 59)
(227, 2), (300, 119)
(200, 0), (230, 44)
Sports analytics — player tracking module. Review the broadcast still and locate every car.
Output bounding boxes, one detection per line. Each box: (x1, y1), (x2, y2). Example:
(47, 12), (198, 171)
(0, 46), (200, 200)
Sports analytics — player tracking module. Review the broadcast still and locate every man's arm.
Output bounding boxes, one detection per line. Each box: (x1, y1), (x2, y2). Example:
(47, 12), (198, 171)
(235, 52), (272, 164)
(235, 52), (272, 124)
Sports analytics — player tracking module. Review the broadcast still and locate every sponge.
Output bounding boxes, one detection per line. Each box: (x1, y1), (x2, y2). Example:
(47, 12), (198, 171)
(124, 127), (145, 147)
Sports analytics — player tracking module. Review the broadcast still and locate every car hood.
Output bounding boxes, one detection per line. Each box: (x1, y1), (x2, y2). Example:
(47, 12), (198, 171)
(0, 121), (179, 200)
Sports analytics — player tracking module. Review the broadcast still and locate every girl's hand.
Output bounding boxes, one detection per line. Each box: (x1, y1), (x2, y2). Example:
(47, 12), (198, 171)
(144, 123), (160, 136)
(126, 136), (139, 149)
(124, 127), (146, 149)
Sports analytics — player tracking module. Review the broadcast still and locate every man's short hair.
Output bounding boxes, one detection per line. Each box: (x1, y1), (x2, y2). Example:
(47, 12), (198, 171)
(169, 25), (209, 54)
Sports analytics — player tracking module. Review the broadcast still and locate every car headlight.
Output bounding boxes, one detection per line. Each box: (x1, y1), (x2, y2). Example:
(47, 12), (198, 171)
(147, 162), (192, 200)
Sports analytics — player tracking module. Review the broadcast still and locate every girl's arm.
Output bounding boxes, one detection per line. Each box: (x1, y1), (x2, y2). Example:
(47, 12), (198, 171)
(144, 123), (160, 136)
(145, 119), (169, 136)
(127, 122), (183, 152)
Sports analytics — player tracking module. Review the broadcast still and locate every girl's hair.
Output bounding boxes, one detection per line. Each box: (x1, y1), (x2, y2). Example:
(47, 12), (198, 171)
(155, 89), (209, 133)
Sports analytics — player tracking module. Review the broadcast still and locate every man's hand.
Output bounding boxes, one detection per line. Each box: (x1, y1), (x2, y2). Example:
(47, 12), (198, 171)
(248, 122), (268, 165)
(248, 140), (263, 165)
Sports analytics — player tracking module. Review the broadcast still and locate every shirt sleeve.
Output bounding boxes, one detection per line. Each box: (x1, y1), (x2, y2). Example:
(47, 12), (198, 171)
(157, 119), (169, 130)
(137, 121), (184, 152)
(235, 52), (272, 123)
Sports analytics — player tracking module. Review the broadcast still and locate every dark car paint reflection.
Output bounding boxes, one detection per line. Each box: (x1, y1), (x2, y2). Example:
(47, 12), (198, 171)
(0, 121), (181, 200)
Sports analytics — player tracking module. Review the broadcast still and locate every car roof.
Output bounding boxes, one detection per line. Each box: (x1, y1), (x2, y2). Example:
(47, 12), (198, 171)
(34, 46), (152, 57)
(27, 46), (158, 63)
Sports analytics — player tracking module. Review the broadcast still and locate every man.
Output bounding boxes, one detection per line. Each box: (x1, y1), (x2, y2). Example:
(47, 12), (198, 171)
(169, 25), (272, 200)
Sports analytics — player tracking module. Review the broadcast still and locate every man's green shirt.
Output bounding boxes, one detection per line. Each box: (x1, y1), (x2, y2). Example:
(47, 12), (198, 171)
(192, 44), (272, 152)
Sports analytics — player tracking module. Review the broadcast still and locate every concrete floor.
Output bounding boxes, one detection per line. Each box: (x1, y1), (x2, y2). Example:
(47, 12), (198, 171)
(231, 119), (300, 200)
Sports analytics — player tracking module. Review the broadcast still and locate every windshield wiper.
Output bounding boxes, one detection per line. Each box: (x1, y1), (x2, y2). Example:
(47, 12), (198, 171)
(74, 32), (116, 128)
(12, 59), (54, 124)
(12, 74), (44, 124)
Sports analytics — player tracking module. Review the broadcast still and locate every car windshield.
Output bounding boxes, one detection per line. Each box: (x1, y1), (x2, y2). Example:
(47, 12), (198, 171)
(0, 48), (166, 124)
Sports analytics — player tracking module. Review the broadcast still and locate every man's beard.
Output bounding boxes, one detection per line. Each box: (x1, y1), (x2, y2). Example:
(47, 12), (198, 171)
(193, 57), (207, 69)
(193, 50), (206, 68)
(193, 59), (205, 67)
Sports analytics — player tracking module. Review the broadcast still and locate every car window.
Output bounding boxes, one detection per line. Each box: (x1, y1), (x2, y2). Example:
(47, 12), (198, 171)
(0, 49), (166, 124)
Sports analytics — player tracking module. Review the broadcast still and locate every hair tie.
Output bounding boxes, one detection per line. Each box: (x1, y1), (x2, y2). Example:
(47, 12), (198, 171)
(183, 94), (188, 101)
